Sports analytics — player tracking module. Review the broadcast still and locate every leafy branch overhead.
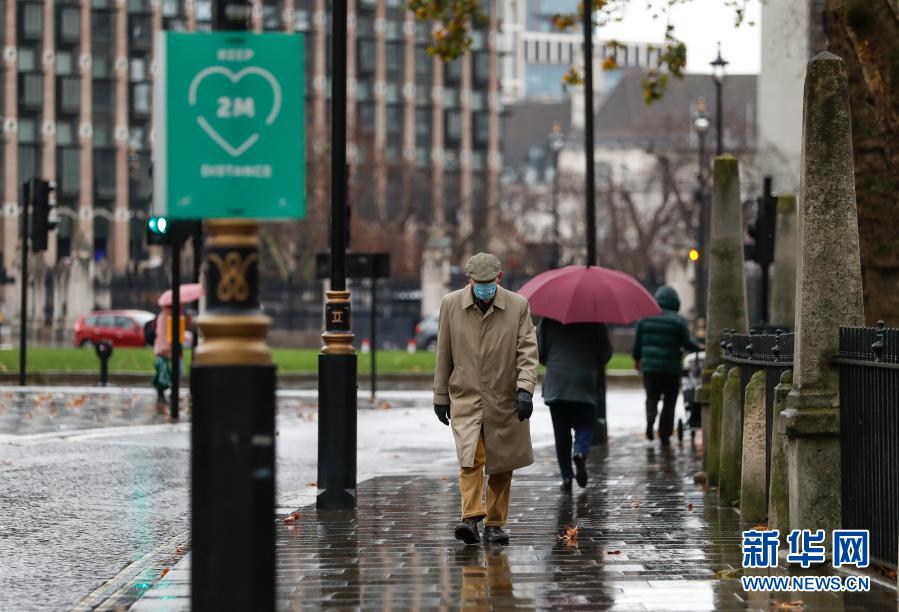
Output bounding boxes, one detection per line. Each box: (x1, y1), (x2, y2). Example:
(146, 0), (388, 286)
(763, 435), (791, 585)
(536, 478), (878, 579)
(408, 0), (754, 104)
(406, 0), (487, 61)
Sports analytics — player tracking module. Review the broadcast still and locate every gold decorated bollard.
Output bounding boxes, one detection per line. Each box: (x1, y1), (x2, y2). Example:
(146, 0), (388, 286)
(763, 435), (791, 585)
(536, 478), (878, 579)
(191, 218), (277, 611)
(322, 289), (355, 355)
(194, 220), (271, 366)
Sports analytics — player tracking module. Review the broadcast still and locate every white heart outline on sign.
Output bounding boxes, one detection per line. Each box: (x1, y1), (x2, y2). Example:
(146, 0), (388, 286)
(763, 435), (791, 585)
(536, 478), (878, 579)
(188, 66), (282, 158)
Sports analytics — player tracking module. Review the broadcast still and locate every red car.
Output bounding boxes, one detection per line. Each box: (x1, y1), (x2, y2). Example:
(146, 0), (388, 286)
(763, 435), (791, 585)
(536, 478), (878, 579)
(74, 310), (157, 348)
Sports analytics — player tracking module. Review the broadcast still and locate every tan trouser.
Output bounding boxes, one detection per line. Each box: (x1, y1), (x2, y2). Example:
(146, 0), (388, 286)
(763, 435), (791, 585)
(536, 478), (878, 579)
(459, 431), (512, 527)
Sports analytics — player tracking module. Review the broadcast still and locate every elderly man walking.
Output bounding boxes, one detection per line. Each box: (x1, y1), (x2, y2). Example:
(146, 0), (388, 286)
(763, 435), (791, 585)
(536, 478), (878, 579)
(433, 253), (539, 545)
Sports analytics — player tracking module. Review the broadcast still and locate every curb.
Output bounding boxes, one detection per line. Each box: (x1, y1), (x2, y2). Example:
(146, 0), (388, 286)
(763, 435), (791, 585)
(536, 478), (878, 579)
(0, 370), (644, 388)
(71, 529), (191, 611)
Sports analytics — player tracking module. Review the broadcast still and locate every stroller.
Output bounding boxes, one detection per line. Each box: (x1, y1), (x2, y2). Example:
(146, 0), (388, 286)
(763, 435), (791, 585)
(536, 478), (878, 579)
(677, 351), (705, 441)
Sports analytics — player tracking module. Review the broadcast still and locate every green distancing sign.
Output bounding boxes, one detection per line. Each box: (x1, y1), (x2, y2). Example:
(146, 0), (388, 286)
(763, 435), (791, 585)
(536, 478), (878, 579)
(153, 32), (305, 219)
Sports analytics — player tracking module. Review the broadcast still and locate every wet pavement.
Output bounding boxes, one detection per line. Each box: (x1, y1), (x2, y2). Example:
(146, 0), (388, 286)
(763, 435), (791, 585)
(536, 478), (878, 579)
(137, 438), (897, 610)
(2, 386), (895, 610)
(1, 386), (648, 610)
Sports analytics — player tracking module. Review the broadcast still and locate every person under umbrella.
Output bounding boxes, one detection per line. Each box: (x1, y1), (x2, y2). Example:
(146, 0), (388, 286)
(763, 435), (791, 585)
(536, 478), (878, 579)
(537, 317), (612, 492)
(518, 264), (661, 480)
(632, 285), (702, 444)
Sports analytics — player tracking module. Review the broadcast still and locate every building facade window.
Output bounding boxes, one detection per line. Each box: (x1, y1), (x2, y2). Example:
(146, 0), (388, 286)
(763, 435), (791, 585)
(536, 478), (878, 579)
(358, 39), (376, 74)
(18, 119), (36, 144)
(17, 47), (37, 72)
(386, 42), (402, 73)
(59, 148), (80, 195)
(130, 57), (147, 82)
(20, 3), (43, 40)
(20, 74), (43, 109)
(56, 122), (75, 146)
(58, 77), (81, 113)
(59, 7), (81, 42)
(56, 51), (74, 76)
(131, 83), (151, 115)
(445, 110), (461, 144)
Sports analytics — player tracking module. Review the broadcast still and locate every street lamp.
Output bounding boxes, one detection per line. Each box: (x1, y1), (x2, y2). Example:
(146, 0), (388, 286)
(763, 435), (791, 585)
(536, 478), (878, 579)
(693, 97), (710, 330)
(548, 122), (564, 269)
(710, 43), (728, 156)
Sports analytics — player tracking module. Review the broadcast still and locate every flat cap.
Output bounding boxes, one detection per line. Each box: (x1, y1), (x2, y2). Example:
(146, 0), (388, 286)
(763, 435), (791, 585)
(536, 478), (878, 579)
(465, 252), (502, 282)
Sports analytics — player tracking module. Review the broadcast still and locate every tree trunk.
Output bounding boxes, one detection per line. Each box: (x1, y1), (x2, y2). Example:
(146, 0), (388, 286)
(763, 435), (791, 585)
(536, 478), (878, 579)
(825, 0), (899, 324)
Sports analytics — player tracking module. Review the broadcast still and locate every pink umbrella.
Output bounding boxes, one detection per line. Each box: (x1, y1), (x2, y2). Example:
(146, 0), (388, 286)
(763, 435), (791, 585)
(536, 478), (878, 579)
(157, 283), (205, 307)
(517, 265), (661, 324)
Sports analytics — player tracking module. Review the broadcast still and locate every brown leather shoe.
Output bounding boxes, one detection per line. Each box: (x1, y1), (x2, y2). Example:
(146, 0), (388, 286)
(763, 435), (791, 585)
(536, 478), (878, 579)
(454, 518), (481, 544)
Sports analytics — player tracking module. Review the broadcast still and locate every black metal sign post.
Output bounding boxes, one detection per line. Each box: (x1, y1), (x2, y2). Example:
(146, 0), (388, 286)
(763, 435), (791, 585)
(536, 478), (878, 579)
(316, 252), (390, 405)
(582, 4), (605, 444)
(18, 178), (54, 386)
(370, 276), (377, 403)
(19, 181), (30, 387)
(317, 0), (356, 511)
(170, 223), (181, 421)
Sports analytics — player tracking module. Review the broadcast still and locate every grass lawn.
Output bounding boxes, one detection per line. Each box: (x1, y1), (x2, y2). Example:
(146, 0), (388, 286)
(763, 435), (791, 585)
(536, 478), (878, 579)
(0, 347), (635, 373)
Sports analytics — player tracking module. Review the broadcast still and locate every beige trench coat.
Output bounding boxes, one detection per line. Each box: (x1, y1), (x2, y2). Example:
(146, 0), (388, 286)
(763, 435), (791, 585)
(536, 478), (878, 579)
(433, 285), (539, 474)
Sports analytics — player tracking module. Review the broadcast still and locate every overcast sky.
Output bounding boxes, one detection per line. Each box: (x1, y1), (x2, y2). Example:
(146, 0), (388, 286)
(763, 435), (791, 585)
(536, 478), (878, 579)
(597, 0), (762, 74)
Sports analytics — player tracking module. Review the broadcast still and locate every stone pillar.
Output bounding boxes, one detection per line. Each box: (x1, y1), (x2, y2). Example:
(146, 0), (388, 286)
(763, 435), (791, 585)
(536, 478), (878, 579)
(696, 155), (749, 481)
(718, 366), (743, 507)
(768, 369), (793, 534)
(740, 370), (767, 524)
(782, 52), (865, 535)
(770, 194), (797, 328)
(706, 155), (750, 368)
(421, 233), (452, 318)
(706, 364), (726, 487)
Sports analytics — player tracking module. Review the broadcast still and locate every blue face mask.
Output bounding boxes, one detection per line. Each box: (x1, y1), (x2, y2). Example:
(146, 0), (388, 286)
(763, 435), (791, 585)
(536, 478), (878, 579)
(473, 282), (497, 301)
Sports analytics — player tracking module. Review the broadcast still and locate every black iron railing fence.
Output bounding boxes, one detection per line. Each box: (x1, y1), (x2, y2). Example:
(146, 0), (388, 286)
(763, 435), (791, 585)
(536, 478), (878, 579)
(722, 329), (795, 503)
(836, 321), (899, 569)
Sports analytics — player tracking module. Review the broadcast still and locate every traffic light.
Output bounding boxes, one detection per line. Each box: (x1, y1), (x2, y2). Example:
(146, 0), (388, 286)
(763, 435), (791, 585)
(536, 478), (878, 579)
(29, 179), (55, 252)
(147, 216), (170, 245)
(688, 248), (700, 263)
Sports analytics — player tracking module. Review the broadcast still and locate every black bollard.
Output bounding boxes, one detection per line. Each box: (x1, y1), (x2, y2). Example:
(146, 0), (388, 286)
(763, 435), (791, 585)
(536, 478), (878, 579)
(190, 220), (276, 611)
(94, 341), (113, 387)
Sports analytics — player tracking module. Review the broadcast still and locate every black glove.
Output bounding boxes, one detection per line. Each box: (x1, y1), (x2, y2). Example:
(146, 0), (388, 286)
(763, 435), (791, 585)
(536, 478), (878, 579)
(434, 404), (450, 426)
(515, 389), (533, 421)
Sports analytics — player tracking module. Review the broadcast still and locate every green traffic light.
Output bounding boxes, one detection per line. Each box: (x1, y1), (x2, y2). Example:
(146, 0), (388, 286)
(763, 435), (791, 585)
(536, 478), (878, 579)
(148, 217), (168, 234)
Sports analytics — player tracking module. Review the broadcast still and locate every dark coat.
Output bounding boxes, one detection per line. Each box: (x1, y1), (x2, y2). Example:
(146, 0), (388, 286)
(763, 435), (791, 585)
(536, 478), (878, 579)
(537, 318), (612, 407)
(632, 286), (701, 375)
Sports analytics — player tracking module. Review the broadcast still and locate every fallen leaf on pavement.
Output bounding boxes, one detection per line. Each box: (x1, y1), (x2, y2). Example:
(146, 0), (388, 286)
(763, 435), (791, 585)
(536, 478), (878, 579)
(282, 511), (301, 525)
(557, 525), (579, 543)
(175, 546), (185, 555)
(687, 503), (694, 511)
(306, 481), (317, 487)
(752, 524), (768, 531)
(160, 568), (170, 579)
(714, 568), (738, 579)
(606, 550), (621, 555)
